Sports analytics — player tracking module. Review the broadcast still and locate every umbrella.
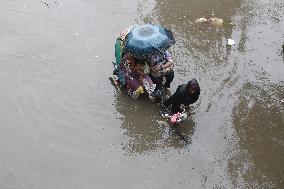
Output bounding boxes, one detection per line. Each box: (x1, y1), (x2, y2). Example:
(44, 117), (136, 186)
(124, 24), (175, 59)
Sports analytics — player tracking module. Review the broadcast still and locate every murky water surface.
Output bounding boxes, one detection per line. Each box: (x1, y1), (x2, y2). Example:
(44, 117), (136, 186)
(0, 0), (283, 188)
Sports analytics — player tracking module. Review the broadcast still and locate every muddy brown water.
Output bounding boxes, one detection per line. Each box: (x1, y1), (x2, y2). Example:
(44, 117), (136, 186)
(0, 0), (283, 188)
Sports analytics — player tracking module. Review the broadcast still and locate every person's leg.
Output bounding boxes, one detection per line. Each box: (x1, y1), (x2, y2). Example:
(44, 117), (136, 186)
(148, 75), (164, 101)
(164, 71), (174, 88)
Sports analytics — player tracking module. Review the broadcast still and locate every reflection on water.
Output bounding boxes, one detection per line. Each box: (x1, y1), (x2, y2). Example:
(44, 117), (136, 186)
(134, 0), (284, 188)
(141, 0), (240, 72)
(232, 82), (284, 188)
(0, 0), (283, 188)
(113, 91), (195, 154)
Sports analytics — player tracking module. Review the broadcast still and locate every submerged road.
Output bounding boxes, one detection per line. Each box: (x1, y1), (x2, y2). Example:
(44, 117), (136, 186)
(0, 0), (283, 188)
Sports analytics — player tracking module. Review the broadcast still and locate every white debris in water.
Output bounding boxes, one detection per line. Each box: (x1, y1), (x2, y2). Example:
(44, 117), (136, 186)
(75, 33), (79, 36)
(281, 99), (284, 103)
(209, 18), (224, 26)
(227, 39), (236, 46)
(195, 18), (208, 23)
(95, 55), (99, 58)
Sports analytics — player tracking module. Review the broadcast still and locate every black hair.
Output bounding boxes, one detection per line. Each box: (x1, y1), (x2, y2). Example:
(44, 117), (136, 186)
(187, 78), (200, 91)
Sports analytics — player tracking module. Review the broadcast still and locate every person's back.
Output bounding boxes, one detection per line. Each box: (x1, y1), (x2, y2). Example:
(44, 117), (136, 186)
(148, 51), (174, 89)
(163, 79), (200, 113)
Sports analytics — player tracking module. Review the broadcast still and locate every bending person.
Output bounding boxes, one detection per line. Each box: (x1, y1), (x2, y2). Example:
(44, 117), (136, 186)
(163, 79), (200, 113)
(148, 51), (174, 90)
(124, 53), (155, 99)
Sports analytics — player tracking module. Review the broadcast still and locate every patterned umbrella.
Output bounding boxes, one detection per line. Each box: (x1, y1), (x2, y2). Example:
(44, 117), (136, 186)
(124, 24), (175, 59)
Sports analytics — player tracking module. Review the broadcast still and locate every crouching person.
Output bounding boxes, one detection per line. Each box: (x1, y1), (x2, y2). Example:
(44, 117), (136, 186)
(163, 78), (200, 113)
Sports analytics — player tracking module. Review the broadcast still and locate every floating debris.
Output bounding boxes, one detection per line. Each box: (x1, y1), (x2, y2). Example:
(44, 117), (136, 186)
(195, 17), (224, 26)
(41, 0), (49, 8)
(227, 39), (236, 46)
(208, 18), (224, 26)
(195, 18), (207, 23)
(41, 0), (59, 9)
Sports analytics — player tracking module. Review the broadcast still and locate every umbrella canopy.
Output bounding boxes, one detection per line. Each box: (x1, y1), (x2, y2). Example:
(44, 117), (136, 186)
(124, 24), (175, 59)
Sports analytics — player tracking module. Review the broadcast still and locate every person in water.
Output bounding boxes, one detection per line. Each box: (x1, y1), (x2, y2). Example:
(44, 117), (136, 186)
(123, 53), (156, 100)
(163, 78), (200, 113)
(147, 51), (174, 90)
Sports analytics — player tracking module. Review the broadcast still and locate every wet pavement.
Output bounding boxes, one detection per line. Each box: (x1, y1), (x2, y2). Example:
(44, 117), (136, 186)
(0, 0), (283, 188)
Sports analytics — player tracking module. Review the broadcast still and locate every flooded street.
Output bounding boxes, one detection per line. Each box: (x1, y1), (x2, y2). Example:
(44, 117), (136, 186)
(0, 0), (283, 188)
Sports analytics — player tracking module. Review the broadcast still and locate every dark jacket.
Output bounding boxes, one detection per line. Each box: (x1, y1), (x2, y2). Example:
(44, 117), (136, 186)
(163, 80), (200, 113)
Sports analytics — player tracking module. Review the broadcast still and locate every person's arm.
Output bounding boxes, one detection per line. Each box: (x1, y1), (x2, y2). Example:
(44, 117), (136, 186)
(163, 86), (180, 107)
(161, 61), (173, 69)
(190, 92), (200, 104)
(161, 51), (173, 69)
